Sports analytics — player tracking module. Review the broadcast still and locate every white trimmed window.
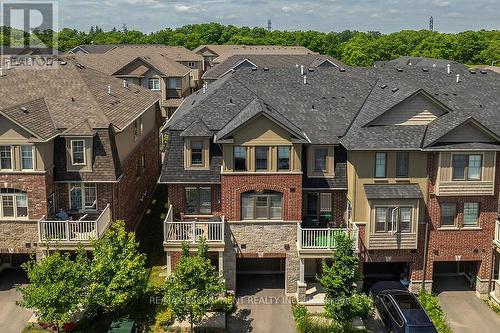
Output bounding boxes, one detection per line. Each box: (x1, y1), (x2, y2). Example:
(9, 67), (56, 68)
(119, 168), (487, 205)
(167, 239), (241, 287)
(185, 187), (211, 215)
(70, 140), (85, 165)
(452, 154), (482, 180)
(147, 78), (160, 90)
(375, 206), (412, 233)
(69, 183), (97, 211)
(241, 191), (282, 220)
(188, 62), (196, 68)
(21, 145), (34, 170)
(0, 145), (13, 170)
(0, 189), (28, 219)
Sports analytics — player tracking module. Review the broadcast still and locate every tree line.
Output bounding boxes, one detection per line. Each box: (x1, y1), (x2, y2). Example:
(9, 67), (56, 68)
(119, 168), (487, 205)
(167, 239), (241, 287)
(1, 23), (499, 66)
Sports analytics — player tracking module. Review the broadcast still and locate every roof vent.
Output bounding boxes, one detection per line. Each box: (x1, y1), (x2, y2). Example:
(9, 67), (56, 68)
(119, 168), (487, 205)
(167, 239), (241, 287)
(202, 82), (207, 94)
(308, 68), (314, 72)
(300, 65), (305, 75)
(303, 75), (307, 85)
(447, 64), (451, 74)
(392, 87), (399, 93)
(456, 74), (460, 83)
(108, 85), (112, 95)
(76, 63), (85, 69)
(339, 68), (346, 72)
(480, 70), (487, 74)
(20, 106), (28, 113)
(311, 104), (315, 109)
(396, 68), (403, 72)
(251, 67), (257, 71)
(263, 67), (269, 71)
(60, 61), (67, 66)
(123, 79), (128, 88)
(422, 68), (429, 72)
(381, 84), (387, 89)
(469, 69), (476, 74)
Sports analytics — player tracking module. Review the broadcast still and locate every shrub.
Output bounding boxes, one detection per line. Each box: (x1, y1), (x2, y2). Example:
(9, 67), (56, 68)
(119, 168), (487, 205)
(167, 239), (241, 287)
(292, 305), (343, 333)
(211, 295), (235, 313)
(418, 291), (452, 333)
(350, 293), (374, 319)
(154, 308), (174, 330)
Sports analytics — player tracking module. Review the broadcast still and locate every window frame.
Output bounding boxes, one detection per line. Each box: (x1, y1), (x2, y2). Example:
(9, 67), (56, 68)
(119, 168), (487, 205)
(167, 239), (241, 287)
(0, 189), (29, 220)
(396, 152), (409, 178)
(314, 148), (328, 172)
(233, 146), (247, 171)
(241, 191), (283, 220)
(374, 205), (413, 234)
(188, 61), (196, 68)
(0, 145), (13, 170)
(69, 182), (97, 212)
(190, 141), (204, 166)
(21, 145), (34, 170)
(255, 146), (269, 171)
(185, 187), (212, 215)
(463, 202), (479, 227)
(277, 146), (291, 171)
(452, 154), (482, 181)
(440, 202), (457, 227)
(147, 77), (161, 91)
(70, 140), (86, 166)
(375, 152), (387, 178)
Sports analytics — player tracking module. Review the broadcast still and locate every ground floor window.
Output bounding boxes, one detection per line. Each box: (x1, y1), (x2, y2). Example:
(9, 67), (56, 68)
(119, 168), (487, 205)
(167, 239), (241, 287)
(241, 191), (282, 220)
(0, 188), (28, 219)
(185, 187), (211, 215)
(440, 203), (457, 227)
(374, 206), (412, 233)
(69, 183), (97, 211)
(463, 202), (479, 227)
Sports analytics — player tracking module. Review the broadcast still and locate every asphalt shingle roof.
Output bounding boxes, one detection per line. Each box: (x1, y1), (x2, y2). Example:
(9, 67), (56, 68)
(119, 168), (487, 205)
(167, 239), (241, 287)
(364, 184), (424, 199)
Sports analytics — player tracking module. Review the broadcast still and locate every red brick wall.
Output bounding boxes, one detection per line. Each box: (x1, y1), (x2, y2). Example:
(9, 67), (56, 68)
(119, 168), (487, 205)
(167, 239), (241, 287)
(167, 184), (222, 220)
(425, 152), (499, 280)
(116, 128), (160, 230)
(220, 174), (302, 221)
(333, 190), (347, 225)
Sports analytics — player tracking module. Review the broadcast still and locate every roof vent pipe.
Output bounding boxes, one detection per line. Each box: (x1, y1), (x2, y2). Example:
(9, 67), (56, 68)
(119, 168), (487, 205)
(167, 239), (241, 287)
(447, 64), (451, 74)
(123, 79), (128, 88)
(203, 82), (207, 94)
(0, 68), (3, 77)
(300, 65), (304, 75)
(108, 85), (112, 94)
(456, 74), (460, 83)
(303, 75), (307, 85)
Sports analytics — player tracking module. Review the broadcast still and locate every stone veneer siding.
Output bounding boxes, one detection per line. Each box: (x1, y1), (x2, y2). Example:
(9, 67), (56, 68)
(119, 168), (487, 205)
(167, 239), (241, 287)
(0, 172), (53, 254)
(424, 152), (499, 295)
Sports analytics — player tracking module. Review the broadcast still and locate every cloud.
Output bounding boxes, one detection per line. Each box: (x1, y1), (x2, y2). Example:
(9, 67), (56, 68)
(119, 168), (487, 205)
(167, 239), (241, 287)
(432, 0), (450, 7)
(174, 4), (195, 12)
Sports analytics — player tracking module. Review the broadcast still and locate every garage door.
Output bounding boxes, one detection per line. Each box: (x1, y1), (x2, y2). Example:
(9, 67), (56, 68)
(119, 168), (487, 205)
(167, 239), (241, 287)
(363, 262), (410, 292)
(237, 258), (285, 274)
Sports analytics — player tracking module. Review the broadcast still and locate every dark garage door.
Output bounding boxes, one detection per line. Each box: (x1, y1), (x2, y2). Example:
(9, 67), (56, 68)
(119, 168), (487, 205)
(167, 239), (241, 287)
(363, 262), (410, 292)
(237, 258), (285, 274)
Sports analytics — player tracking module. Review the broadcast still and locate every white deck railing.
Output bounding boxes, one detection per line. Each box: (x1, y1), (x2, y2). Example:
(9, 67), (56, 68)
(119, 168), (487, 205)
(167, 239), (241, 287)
(297, 221), (359, 251)
(495, 220), (500, 247)
(163, 205), (225, 244)
(38, 204), (111, 244)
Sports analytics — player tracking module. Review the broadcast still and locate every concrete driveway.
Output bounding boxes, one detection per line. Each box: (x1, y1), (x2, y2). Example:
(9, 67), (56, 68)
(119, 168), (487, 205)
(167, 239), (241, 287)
(0, 268), (33, 333)
(227, 274), (296, 333)
(434, 276), (500, 333)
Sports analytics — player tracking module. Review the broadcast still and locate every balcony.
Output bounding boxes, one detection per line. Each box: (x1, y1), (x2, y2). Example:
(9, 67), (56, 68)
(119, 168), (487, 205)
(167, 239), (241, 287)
(495, 220), (500, 248)
(297, 222), (359, 256)
(163, 205), (225, 249)
(37, 204), (112, 247)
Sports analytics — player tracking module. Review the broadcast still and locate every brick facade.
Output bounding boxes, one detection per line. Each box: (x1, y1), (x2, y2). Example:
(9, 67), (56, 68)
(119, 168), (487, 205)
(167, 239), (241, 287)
(168, 184), (222, 221)
(0, 172), (54, 253)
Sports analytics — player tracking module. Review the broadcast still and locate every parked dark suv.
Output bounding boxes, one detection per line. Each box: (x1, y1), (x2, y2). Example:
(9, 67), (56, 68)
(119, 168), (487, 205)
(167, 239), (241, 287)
(370, 282), (437, 333)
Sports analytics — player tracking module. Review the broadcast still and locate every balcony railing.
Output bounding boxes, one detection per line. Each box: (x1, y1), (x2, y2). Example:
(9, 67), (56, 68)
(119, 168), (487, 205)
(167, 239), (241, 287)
(297, 221), (359, 252)
(495, 220), (500, 247)
(38, 204), (112, 244)
(163, 205), (225, 244)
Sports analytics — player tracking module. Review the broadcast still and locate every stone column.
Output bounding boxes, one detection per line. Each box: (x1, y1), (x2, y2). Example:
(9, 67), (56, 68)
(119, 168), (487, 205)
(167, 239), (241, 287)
(299, 258), (305, 283)
(297, 281), (307, 303)
(166, 251), (172, 276)
(218, 251), (224, 276)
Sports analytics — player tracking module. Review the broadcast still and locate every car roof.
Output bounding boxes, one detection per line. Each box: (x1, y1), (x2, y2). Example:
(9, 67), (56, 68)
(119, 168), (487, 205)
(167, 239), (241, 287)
(390, 293), (434, 326)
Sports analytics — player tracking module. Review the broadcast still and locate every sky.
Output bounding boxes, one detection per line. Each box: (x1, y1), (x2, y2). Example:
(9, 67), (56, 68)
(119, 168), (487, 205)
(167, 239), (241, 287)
(58, 0), (499, 33)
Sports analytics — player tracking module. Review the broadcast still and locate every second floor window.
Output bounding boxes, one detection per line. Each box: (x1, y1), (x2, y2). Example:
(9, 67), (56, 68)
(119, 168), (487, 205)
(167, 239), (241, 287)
(185, 187), (211, 215)
(452, 154), (482, 180)
(71, 140), (85, 165)
(188, 62), (196, 68)
(168, 78), (181, 89)
(190, 141), (204, 166)
(278, 147), (291, 171)
(314, 148), (328, 172)
(147, 78), (160, 90)
(375, 206), (412, 233)
(463, 202), (479, 227)
(375, 152), (387, 178)
(396, 152), (409, 178)
(0, 145), (12, 170)
(21, 145), (33, 170)
(0, 189), (28, 219)
(440, 203), (457, 227)
(241, 191), (282, 220)
(70, 183), (97, 211)
(255, 147), (269, 171)
(234, 146), (246, 171)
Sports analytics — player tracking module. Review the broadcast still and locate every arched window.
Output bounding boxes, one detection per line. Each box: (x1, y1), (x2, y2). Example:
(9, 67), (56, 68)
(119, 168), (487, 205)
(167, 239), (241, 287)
(0, 188), (28, 219)
(241, 190), (282, 220)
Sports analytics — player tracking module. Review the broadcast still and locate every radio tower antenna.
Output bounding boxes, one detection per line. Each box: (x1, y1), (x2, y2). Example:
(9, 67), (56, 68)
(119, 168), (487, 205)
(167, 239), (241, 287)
(429, 16), (434, 31)
(267, 19), (272, 32)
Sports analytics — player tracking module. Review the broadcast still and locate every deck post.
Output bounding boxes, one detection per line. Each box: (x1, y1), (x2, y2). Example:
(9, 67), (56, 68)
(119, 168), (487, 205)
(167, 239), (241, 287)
(218, 251), (224, 276)
(299, 258), (305, 283)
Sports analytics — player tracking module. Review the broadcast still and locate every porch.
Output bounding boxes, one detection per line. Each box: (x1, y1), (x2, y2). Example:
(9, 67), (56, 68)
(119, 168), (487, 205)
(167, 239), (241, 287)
(37, 204), (112, 248)
(297, 223), (359, 255)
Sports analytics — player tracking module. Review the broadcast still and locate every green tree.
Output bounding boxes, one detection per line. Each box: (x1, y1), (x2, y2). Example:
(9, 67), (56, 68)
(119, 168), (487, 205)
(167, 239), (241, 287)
(88, 220), (147, 314)
(18, 249), (89, 331)
(317, 233), (373, 327)
(164, 239), (225, 333)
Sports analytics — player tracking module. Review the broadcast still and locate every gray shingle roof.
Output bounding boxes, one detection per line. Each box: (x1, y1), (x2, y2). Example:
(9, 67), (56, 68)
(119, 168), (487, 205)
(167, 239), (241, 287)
(364, 184), (423, 199)
(375, 56), (469, 72)
(180, 118), (213, 137)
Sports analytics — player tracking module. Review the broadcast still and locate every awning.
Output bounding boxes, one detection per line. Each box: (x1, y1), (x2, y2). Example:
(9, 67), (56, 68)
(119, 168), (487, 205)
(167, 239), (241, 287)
(364, 184), (423, 200)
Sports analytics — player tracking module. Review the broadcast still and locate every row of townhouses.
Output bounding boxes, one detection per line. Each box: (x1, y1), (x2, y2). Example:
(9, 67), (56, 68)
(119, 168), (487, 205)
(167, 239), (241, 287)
(159, 61), (500, 305)
(0, 45), (499, 308)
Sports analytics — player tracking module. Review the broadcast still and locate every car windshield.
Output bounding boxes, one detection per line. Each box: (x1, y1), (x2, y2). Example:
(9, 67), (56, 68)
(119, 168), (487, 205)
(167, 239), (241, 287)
(393, 294), (422, 310)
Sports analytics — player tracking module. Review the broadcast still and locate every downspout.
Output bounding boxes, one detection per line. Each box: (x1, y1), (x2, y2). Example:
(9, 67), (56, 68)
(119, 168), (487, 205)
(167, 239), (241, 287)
(488, 246), (495, 296)
(421, 216), (430, 291)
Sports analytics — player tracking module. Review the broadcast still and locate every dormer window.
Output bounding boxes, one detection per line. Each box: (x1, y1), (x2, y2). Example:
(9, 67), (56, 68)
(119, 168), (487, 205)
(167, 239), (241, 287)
(147, 78), (160, 90)
(0, 146), (12, 170)
(190, 141), (204, 166)
(314, 148), (328, 172)
(70, 140), (85, 165)
(188, 62), (196, 68)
